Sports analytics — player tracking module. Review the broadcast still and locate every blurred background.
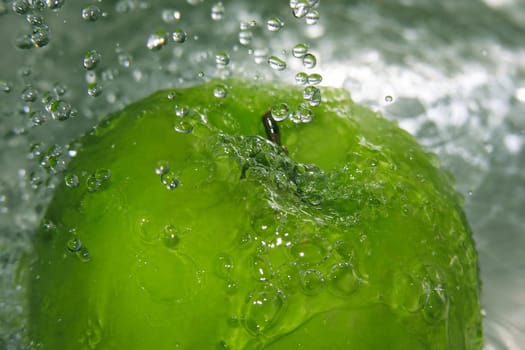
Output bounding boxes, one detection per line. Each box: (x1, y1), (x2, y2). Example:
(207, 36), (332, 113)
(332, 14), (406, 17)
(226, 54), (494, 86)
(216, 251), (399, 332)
(0, 0), (524, 349)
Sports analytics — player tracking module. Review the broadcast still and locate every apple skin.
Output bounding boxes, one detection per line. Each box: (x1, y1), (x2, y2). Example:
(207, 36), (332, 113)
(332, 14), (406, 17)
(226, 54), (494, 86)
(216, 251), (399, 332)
(29, 79), (482, 349)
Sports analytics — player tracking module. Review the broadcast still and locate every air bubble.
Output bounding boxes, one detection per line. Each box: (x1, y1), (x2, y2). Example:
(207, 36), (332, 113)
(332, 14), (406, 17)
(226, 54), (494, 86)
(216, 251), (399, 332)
(423, 288), (448, 323)
(268, 56), (286, 71)
(277, 262), (301, 294)
(303, 86), (321, 107)
(174, 104), (189, 117)
(47, 0), (65, 10)
(155, 160), (170, 175)
(215, 253), (235, 278)
(147, 31), (167, 51)
(302, 53), (317, 69)
(31, 111), (47, 126)
(163, 225), (180, 249)
(385, 95), (394, 103)
(64, 173), (79, 188)
(83, 50), (102, 70)
(1, 81), (13, 93)
(213, 84), (228, 98)
(333, 240), (354, 261)
(21, 85), (38, 102)
(211, 2), (225, 21)
(292, 1), (309, 18)
(266, 17), (283, 32)
(28, 0), (46, 10)
(292, 43), (309, 58)
(12, 0), (29, 15)
(172, 28), (187, 43)
(77, 246), (91, 262)
(26, 14), (43, 25)
(94, 169), (111, 182)
(87, 82), (103, 97)
(81, 5), (101, 21)
(300, 269), (324, 295)
(161, 9), (181, 23)
(86, 174), (100, 192)
(49, 100), (72, 121)
(295, 103), (313, 123)
(391, 272), (427, 313)
(243, 284), (285, 335)
(308, 73), (322, 85)
(66, 237), (82, 253)
(160, 171), (180, 190)
(30, 25), (50, 48)
(270, 103), (290, 121)
(239, 30), (252, 46)
(295, 72), (308, 85)
(225, 278), (238, 294)
(251, 255), (273, 282)
(289, 234), (329, 266)
(215, 51), (230, 68)
(305, 9), (319, 25)
(328, 263), (360, 297)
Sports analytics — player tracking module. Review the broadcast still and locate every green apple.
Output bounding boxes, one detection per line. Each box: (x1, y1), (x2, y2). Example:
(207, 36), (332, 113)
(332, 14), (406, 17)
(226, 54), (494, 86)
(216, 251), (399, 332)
(29, 79), (482, 349)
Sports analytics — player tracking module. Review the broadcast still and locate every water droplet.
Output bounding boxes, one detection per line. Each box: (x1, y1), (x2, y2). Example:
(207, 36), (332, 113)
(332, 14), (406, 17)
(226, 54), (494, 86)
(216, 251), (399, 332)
(64, 173), (79, 188)
(328, 263), (360, 297)
(171, 28), (187, 43)
(253, 48), (268, 64)
(293, 72), (307, 85)
(308, 73), (322, 85)
(289, 234), (329, 266)
(215, 51), (230, 68)
(295, 103), (313, 123)
(163, 225), (180, 249)
(268, 56), (286, 71)
(155, 160), (170, 175)
(251, 255), (273, 282)
(49, 100), (72, 121)
(302, 53), (317, 69)
(385, 95), (393, 103)
(292, 43), (309, 58)
(391, 272), (427, 313)
(161, 9), (181, 23)
(215, 253), (235, 278)
(213, 84), (228, 98)
(266, 17), (283, 32)
(47, 0), (65, 10)
(174, 104), (190, 117)
(243, 284), (285, 335)
(83, 50), (102, 70)
(31, 111), (47, 126)
(28, 0), (46, 10)
(147, 31), (167, 50)
(270, 103), (290, 121)
(21, 85), (38, 102)
(333, 240), (354, 262)
(66, 237), (82, 253)
(305, 9), (319, 25)
(300, 269), (324, 295)
(292, 1), (310, 18)
(26, 13), (43, 25)
(87, 82), (103, 97)
(81, 5), (101, 21)
(211, 2), (225, 21)
(423, 287), (448, 323)
(160, 171), (180, 190)
(86, 174), (100, 192)
(238, 30), (252, 46)
(77, 246), (91, 262)
(94, 169), (111, 182)
(303, 86), (321, 107)
(277, 262), (301, 294)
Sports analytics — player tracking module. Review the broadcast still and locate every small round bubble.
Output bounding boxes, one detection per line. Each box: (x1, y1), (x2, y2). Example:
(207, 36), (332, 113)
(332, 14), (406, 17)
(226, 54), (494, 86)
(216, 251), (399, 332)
(21, 85), (38, 102)
(49, 100), (72, 121)
(328, 263), (360, 296)
(83, 50), (101, 70)
(268, 56), (286, 71)
(270, 103), (290, 121)
(155, 160), (170, 175)
(86, 175), (100, 192)
(266, 17), (283, 32)
(292, 43), (309, 58)
(302, 53), (317, 69)
(295, 72), (308, 85)
(160, 171), (180, 190)
(1, 81), (13, 93)
(47, 0), (65, 10)
(238, 30), (252, 46)
(174, 104), (189, 118)
(213, 84), (228, 98)
(30, 25), (50, 48)
(385, 95), (394, 103)
(66, 237), (82, 253)
(296, 103), (313, 123)
(64, 173), (79, 188)
(303, 86), (321, 106)
(161, 9), (181, 23)
(292, 1), (310, 18)
(77, 246), (91, 262)
(215, 51), (230, 68)
(12, 0), (29, 15)
(211, 2), (225, 21)
(172, 28), (187, 43)
(81, 5), (101, 21)
(243, 284), (285, 335)
(300, 269), (324, 295)
(94, 169), (111, 182)
(308, 73), (322, 85)
(305, 9), (319, 25)
(87, 83), (103, 97)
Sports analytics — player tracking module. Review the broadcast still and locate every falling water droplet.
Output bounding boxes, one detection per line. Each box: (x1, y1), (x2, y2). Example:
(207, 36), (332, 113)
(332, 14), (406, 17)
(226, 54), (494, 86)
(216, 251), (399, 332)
(302, 53), (317, 69)
(215, 51), (230, 68)
(211, 2), (225, 21)
(83, 50), (102, 70)
(305, 9), (319, 25)
(147, 31), (168, 51)
(268, 56), (286, 71)
(292, 43), (309, 58)
(270, 103), (290, 121)
(172, 28), (187, 43)
(81, 5), (101, 21)
(266, 17), (283, 32)
(213, 84), (228, 98)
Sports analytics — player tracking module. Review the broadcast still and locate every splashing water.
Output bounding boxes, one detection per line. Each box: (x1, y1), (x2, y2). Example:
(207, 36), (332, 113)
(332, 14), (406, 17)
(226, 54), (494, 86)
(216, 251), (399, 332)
(0, 0), (524, 349)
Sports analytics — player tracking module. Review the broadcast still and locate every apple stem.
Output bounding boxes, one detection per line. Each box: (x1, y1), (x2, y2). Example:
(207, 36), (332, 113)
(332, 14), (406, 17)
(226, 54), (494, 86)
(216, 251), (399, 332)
(262, 110), (288, 154)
